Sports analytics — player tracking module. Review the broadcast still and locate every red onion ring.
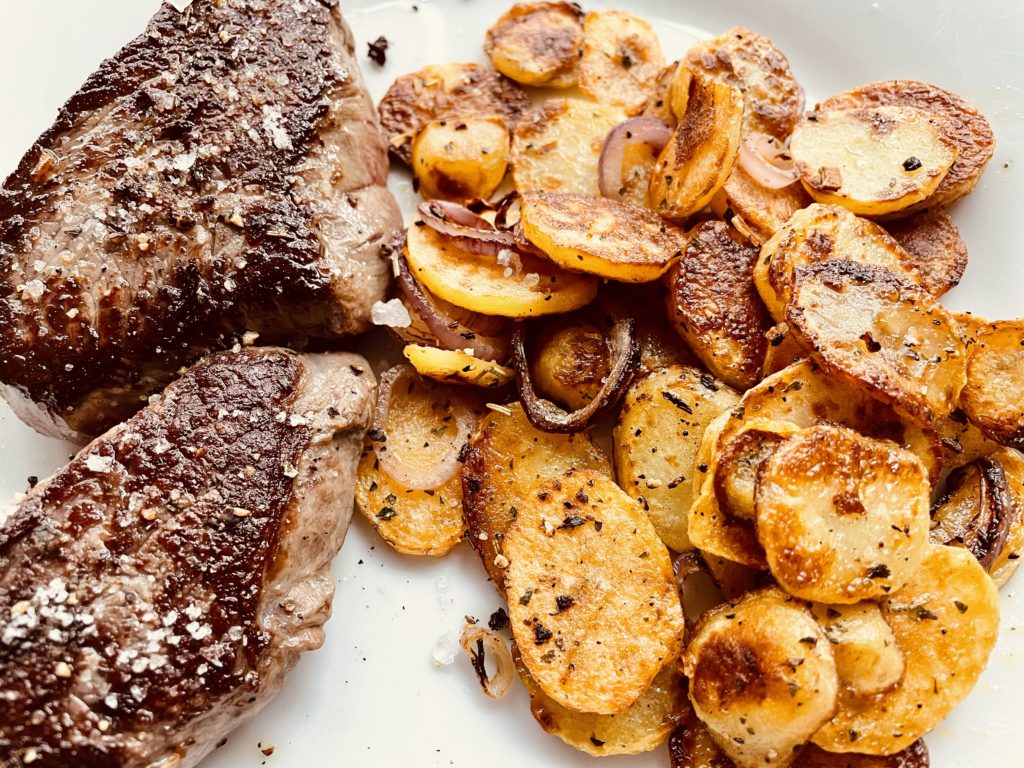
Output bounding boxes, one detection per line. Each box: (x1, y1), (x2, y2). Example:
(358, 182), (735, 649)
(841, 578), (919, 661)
(737, 132), (799, 190)
(417, 200), (516, 247)
(460, 623), (515, 699)
(598, 117), (672, 201)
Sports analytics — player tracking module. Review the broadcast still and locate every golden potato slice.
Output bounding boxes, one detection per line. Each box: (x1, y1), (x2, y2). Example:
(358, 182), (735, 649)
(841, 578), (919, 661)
(411, 116), (510, 201)
(820, 80), (996, 212)
(810, 602), (905, 697)
(710, 164), (813, 246)
(685, 28), (804, 140)
(790, 107), (957, 217)
(649, 75), (743, 220)
(405, 222), (597, 318)
(812, 545), (999, 755)
(577, 10), (666, 111)
(666, 221), (773, 390)
(520, 191), (687, 282)
(787, 260), (967, 425)
(990, 447), (1024, 588)
(529, 319), (609, 411)
(462, 403), (610, 593)
(762, 322), (806, 377)
(614, 365), (740, 552)
(505, 469), (684, 715)
(512, 98), (627, 197)
(402, 345), (514, 389)
(683, 588), (837, 768)
(934, 408), (1003, 469)
(484, 2), (584, 88)
(960, 319), (1024, 449)
(885, 209), (968, 297)
(713, 419), (801, 521)
(635, 61), (679, 124)
(379, 62), (531, 164)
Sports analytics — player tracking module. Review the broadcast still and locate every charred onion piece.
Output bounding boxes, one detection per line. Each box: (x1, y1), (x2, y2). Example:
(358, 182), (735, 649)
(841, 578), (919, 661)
(598, 117), (673, 200)
(417, 199), (516, 249)
(932, 456), (1014, 571)
(460, 622), (515, 699)
(511, 314), (639, 433)
(737, 131), (799, 190)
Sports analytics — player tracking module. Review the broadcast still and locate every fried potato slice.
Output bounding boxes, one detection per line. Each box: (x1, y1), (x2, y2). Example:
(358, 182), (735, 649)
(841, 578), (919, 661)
(710, 165), (813, 245)
(683, 588), (837, 768)
(790, 106), (957, 217)
(379, 62), (531, 164)
(411, 116), (510, 201)
(635, 61), (680, 124)
(462, 403), (610, 593)
(649, 75), (743, 220)
(614, 365), (740, 552)
(484, 2), (584, 88)
(405, 222), (597, 318)
(933, 408), (1003, 469)
(989, 447), (1024, 588)
(756, 425), (931, 603)
(787, 260), (967, 425)
(960, 319), (1024, 449)
(402, 345), (514, 389)
(512, 98), (627, 197)
(685, 28), (804, 140)
(714, 419), (801, 521)
(810, 602), (905, 697)
(520, 191), (687, 282)
(820, 80), (996, 211)
(666, 221), (773, 390)
(812, 545), (999, 755)
(577, 10), (666, 111)
(505, 469), (684, 715)
(529, 319), (609, 411)
(884, 209), (968, 297)
(762, 322), (806, 377)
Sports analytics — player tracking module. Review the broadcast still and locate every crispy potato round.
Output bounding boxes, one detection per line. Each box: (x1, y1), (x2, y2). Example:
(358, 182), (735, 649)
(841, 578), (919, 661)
(714, 419), (801, 521)
(683, 588), (838, 768)
(379, 62), (531, 164)
(529, 320), (609, 411)
(884, 209), (968, 298)
(614, 365), (740, 552)
(462, 403), (610, 593)
(761, 322), (806, 377)
(512, 98), (627, 197)
(520, 191), (687, 282)
(820, 80), (996, 212)
(402, 345), (514, 389)
(934, 408), (1003, 470)
(812, 545), (999, 755)
(961, 319), (1024, 450)
(787, 260), (967, 425)
(790, 106), (957, 217)
(505, 469), (685, 715)
(484, 2), (584, 88)
(405, 222), (597, 318)
(411, 116), (510, 201)
(710, 165), (813, 246)
(577, 10), (666, 111)
(635, 61), (680, 124)
(989, 447), (1024, 589)
(810, 602), (905, 697)
(685, 28), (804, 140)
(666, 221), (773, 390)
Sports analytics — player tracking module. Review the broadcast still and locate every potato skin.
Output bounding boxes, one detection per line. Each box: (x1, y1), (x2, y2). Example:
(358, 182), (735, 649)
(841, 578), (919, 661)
(883, 209), (967, 298)
(484, 1), (584, 88)
(530, 320), (610, 411)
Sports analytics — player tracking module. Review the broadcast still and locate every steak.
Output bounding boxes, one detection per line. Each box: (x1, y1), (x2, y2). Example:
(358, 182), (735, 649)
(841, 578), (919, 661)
(0, 346), (374, 768)
(0, 0), (400, 440)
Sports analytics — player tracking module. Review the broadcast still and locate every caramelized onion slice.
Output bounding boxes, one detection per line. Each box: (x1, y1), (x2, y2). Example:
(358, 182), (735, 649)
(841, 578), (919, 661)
(737, 131), (799, 190)
(598, 117), (673, 200)
(460, 622), (515, 699)
(417, 200), (515, 244)
(931, 456), (1014, 570)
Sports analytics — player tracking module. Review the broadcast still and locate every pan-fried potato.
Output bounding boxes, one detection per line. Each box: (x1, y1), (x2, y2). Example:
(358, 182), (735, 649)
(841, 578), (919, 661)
(755, 204), (924, 324)
(520, 191), (687, 282)
(934, 409), (1003, 469)
(649, 75), (744, 220)
(529, 320), (609, 410)
(790, 107), (957, 217)
(666, 221), (772, 390)
(614, 365), (740, 552)
(402, 345), (514, 389)
(462, 403), (611, 592)
(812, 545), (999, 755)
(960, 319), (1024, 450)
(484, 2), (584, 88)
(710, 165), (813, 246)
(379, 62), (531, 164)
(820, 80), (996, 212)
(714, 419), (801, 521)
(685, 28), (804, 140)
(683, 588), (837, 768)
(411, 116), (510, 201)
(885, 209), (968, 297)
(577, 10), (666, 111)
(505, 469), (684, 715)
(787, 260), (967, 425)
(989, 447), (1024, 588)
(762, 323), (805, 377)
(405, 222), (597, 318)
(512, 98), (627, 197)
(635, 61), (679, 124)
(809, 602), (905, 697)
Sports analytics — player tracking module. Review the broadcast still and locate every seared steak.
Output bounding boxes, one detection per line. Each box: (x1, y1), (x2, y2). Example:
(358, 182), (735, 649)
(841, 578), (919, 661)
(0, 346), (374, 768)
(0, 0), (399, 440)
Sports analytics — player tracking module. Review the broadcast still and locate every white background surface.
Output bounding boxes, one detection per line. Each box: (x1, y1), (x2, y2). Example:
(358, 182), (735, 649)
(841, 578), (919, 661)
(1, 1), (1023, 766)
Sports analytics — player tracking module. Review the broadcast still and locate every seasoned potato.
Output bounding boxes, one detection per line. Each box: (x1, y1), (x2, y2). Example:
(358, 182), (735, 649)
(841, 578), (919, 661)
(960, 319), (1024, 449)
(379, 62), (530, 164)
(812, 545), (999, 755)
(683, 588), (837, 768)
(790, 106), (957, 217)
(710, 164), (813, 245)
(761, 322), (805, 377)
(512, 98), (627, 197)
(668, 714), (732, 768)
(714, 419), (801, 521)
(649, 75), (743, 219)
(411, 116), (510, 201)
(666, 221), (773, 390)
(404, 222), (597, 318)
(685, 28), (804, 139)
(614, 365), (740, 552)
(635, 61), (680, 124)
(820, 80), (996, 211)
(810, 602), (905, 697)
(885, 209), (968, 297)
(577, 10), (666, 111)
(402, 345), (514, 389)
(787, 260), (967, 425)
(484, 2), (584, 88)
(934, 408), (1003, 469)
(505, 469), (684, 715)
(989, 447), (1024, 588)
(462, 403), (611, 592)
(529, 320), (609, 410)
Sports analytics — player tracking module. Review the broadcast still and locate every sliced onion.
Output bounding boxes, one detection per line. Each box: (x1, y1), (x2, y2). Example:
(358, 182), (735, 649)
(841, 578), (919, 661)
(460, 622), (515, 700)
(417, 200), (516, 247)
(511, 314), (639, 433)
(493, 192), (522, 232)
(598, 117), (672, 201)
(371, 364), (477, 491)
(737, 132), (799, 190)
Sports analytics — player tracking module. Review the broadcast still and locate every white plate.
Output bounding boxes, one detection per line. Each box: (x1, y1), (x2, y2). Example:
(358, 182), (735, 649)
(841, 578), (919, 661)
(1, 1), (1022, 766)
